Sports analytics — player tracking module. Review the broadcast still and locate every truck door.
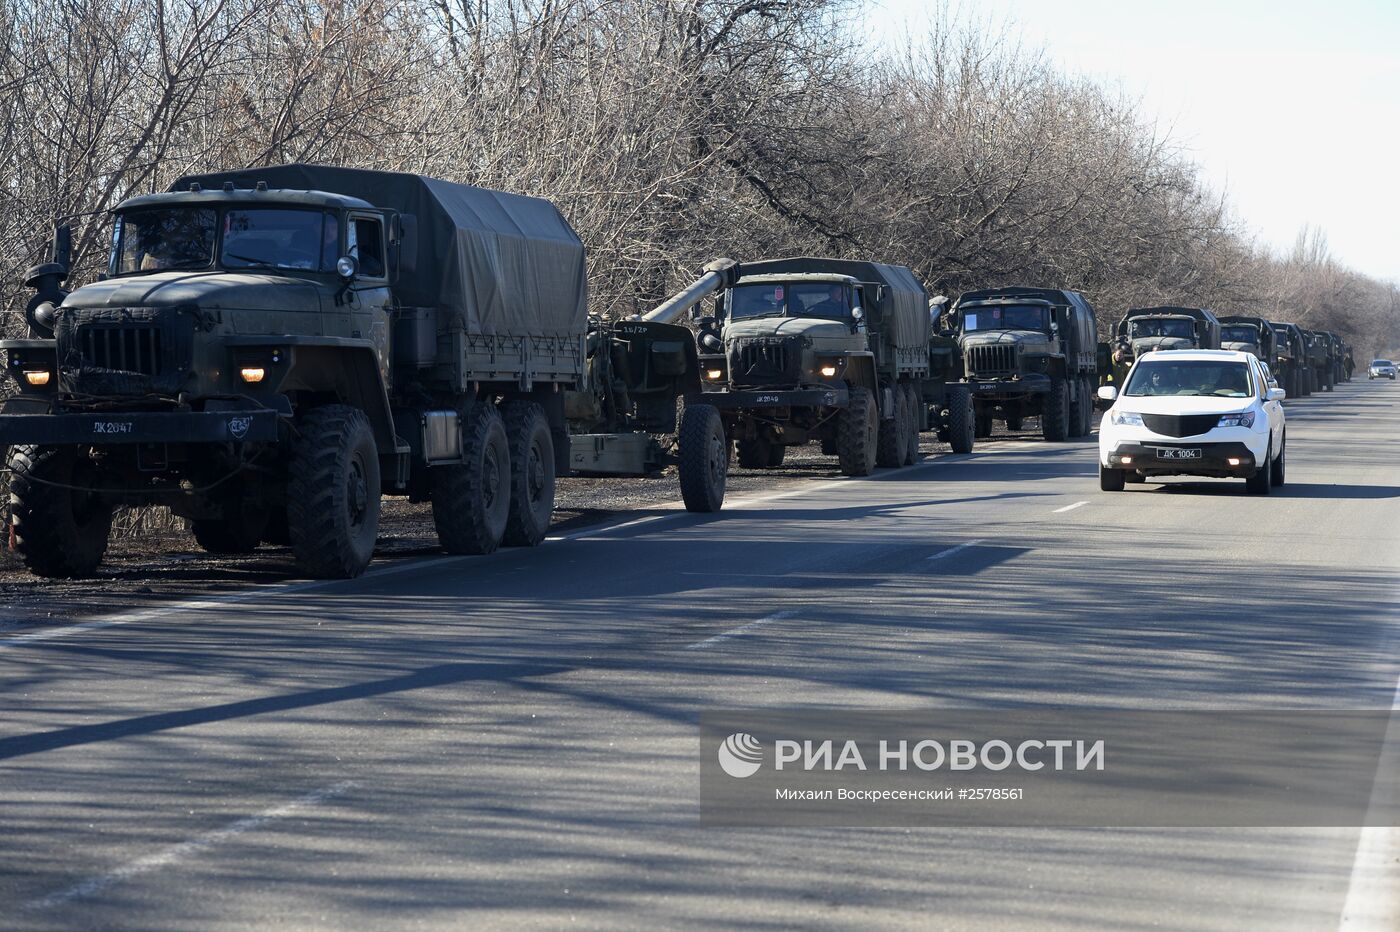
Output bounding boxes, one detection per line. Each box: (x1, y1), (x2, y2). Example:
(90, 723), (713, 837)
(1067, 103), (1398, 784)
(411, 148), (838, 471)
(345, 212), (393, 377)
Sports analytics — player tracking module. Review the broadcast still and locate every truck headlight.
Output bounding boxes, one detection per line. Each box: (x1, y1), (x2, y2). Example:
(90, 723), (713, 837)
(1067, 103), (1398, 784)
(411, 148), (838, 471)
(1110, 410), (1143, 426)
(1216, 411), (1255, 428)
(23, 370), (51, 386)
(705, 368), (724, 380)
(240, 367), (266, 384)
(819, 365), (837, 377)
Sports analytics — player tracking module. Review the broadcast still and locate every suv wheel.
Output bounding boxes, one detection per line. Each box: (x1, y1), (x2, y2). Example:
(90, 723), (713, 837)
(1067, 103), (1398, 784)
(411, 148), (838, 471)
(1245, 445), (1273, 496)
(288, 404), (381, 578)
(8, 445), (113, 578)
(1270, 436), (1286, 486)
(1099, 463), (1125, 492)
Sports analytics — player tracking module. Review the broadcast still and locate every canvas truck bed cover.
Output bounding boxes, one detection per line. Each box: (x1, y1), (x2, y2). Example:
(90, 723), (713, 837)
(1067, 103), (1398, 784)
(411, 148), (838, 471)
(734, 257), (930, 350)
(171, 164), (587, 339)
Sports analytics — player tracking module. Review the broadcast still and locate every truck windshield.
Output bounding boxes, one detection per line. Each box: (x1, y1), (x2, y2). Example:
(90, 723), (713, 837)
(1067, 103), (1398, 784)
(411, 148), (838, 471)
(1125, 360), (1253, 397)
(962, 305), (1047, 332)
(1130, 318), (1194, 339)
(1221, 326), (1258, 343)
(728, 282), (852, 321)
(222, 208), (339, 271)
(112, 207), (218, 274)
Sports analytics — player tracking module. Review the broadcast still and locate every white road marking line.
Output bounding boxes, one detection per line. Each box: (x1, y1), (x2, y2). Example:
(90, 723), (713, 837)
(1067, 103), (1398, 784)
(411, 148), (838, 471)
(1052, 500), (1089, 513)
(1338, 674), (1400, 930)
(0, 441), (990, 648)
(926, 539), (985, 561)
(683, 610), (798, 650)
(24, 780), (357, 912)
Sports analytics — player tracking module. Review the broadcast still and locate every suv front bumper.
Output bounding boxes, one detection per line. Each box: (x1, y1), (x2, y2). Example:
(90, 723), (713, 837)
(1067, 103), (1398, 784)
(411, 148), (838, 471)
(1105, 441), (1258, 476)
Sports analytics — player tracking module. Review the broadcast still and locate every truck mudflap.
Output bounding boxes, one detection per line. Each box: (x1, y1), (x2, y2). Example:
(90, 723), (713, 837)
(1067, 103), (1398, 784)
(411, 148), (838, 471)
(0, 408), (281, 445)
(702, 387), (849, 409)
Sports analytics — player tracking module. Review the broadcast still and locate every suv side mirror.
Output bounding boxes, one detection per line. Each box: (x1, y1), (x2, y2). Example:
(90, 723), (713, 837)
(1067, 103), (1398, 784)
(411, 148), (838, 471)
(1267, 387), (1285, 401)
(1097, 385), (1118, 402)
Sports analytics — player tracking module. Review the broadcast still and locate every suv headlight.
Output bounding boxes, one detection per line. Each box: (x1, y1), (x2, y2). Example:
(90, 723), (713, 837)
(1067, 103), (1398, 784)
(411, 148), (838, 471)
(1110, 410), (1143, 426)
(1216, 411), (1255, 428)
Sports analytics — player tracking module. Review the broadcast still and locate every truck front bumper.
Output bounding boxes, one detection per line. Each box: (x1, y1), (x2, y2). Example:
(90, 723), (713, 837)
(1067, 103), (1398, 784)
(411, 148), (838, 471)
(702, 387), (849, 409)
(964, 375), (1051, 397)
(0, 407), (281, 446)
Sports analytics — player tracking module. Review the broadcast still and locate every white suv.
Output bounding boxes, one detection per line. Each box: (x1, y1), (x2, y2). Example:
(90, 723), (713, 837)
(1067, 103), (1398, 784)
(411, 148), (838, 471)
(1097, 350), (1286, 494)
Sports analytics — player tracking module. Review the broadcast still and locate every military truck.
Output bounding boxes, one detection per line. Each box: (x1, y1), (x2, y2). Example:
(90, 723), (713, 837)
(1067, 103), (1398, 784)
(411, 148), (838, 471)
(0, 164), (729, 579)
(697, 257), (968, 475)
(1268, 321), (1308, 398)
(1302, 329), (1335, 393)
(947, 287), (1100, 441)
(1109, 306), (1222, 385)
(1218, 315), (1280, 372)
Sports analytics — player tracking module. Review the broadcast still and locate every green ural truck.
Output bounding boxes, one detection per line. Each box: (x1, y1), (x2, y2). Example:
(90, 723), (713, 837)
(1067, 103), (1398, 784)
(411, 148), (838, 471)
(695, 257), (973, 475)
(1302, 329), (1336, 393)
(1109, 306), (1222, 385)
(0, 164), (729, 579)
(1270, 321), (1309, 397)
(947, 287), (1101, 441)
(1218, 314), (1282, 376)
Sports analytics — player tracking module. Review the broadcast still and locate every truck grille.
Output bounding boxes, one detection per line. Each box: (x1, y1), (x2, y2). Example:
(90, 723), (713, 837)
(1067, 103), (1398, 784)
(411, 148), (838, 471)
(966, 344), (1017, 377)
(731, 339), (801, 385)
(1142, 413), (1220, 438)
(78, 324), (165, 376)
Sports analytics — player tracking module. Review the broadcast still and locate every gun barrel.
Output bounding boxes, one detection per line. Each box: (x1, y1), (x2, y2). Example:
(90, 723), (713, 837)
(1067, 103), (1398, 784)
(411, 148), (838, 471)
(637, 258), (739, 323)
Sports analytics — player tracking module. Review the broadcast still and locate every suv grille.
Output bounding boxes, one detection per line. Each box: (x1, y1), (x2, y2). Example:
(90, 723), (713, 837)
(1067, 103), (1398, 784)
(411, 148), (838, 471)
(1142, 413), (1220, 438)
(78, 323), (165, 376)
(967, 344), (1017, 377)
(732, 339), (801, 385)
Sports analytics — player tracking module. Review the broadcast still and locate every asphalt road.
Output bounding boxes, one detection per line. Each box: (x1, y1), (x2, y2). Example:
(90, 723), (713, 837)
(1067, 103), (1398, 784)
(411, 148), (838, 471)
(2, 379), (1398, 930)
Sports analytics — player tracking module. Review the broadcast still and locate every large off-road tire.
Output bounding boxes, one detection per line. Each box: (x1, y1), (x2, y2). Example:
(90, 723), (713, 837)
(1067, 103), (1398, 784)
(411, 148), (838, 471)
(736, 436), (777, 469)
(288, 405), (381, 578)
(946, 385), (975, 454)
(1270, 436), (1286, 487)
(1004, 413), (1024, 432)
(837, 386), (878, 477)
(820, 436), (838, 456)
(974, 405), (994, 439)
(1041, 378), (1069, 442)
(902, 384), (921, 465)
(1323, 368), (1334, 391)
(876, 384), (909, 468)
(192, 500), (268, 555)
(1080, 377), (1096, 436)
(1245, 444), (1273, 496)
(432, 403), (511, 555)
(500, 401), (555, 547)
(8, 444), (113, 578)
(678, 403), (726, 512)
(766, 442), (787, 468)
(1099, 463), (1125, 492)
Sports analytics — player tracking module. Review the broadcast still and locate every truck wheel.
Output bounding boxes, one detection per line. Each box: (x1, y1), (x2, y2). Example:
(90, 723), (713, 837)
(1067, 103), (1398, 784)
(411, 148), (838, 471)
(902, 384), (921, 464)
(1082, 377), (1096, 435)
(679, 403), (726, 512)
(262, 507), (291, 546)
(974, 406), (994, 439)
(1041, 379), (1069, 442)
(876, 384), (909, 468)
(192, 504), (267, 555)
(947, 386), (974, 454)
(8, 444), (113, 578)
(767, 443), (787, 468)
(736, 437), (776, 469)
(1004, 413), (1023, 432)
(432, 403), (511, 555)
(1099, 463), (1125, 492)
(1069, 379), (1090, 437)
(501, 401), (555, 547)
(837, 386), (878, 476)
(289, 405), (381, 578)
(820, 436), (838, 456)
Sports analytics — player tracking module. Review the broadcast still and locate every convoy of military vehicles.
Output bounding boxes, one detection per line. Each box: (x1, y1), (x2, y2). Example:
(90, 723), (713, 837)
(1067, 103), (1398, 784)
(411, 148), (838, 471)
(0, 164), (1367, 581)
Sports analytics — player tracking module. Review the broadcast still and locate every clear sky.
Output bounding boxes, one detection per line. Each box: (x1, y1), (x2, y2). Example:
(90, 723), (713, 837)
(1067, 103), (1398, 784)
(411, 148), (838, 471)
(864, 0), (1400, 283)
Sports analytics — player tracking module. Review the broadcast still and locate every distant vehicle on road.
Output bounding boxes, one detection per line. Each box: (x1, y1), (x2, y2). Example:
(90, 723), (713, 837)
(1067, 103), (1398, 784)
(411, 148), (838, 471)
(1097, 350), (1286, 495)
(1368, 359), (1397, 380)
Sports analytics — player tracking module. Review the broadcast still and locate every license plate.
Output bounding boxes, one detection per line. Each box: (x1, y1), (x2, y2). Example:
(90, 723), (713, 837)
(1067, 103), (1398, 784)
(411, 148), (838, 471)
(1158, 448), (1201, 460)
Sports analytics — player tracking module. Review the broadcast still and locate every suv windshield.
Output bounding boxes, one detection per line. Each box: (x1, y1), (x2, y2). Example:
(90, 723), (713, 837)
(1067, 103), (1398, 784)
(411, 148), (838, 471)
(729, 281), (852, 321)
(1130, 318), (1194, 339)
(1221, 325), (1258, 343)
(223, 209), (339, 271)
(1374, 360), (1395, 367)
(112, 207), (218, 274)
(1125, 360), (1254, 398)
(961, 304), (1048, 332)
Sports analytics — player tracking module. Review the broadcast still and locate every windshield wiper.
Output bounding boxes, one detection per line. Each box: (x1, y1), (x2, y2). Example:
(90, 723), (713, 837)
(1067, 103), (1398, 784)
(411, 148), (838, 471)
(223, 253), (286, 270)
